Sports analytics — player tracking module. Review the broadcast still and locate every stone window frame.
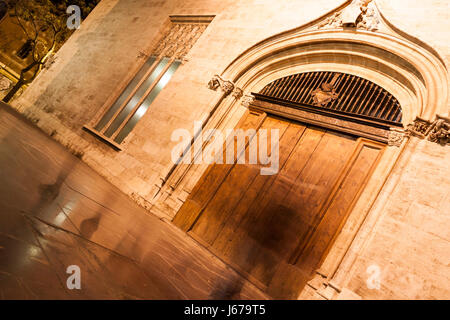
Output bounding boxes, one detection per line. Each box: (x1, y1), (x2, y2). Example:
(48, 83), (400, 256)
(84, 15), (214, 150)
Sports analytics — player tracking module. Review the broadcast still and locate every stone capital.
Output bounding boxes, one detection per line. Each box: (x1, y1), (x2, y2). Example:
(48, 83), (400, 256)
(207, 75), (235, 96)
(406, 115), (450, 146)
(231, 87), (243, 100)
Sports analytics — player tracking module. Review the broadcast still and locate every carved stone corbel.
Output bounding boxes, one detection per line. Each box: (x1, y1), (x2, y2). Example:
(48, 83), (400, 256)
(232, 87), (243, 100)
(406, 117), (430, 138)
(427, 115), (450, 146)
(207, 75), (235, 96)
(388, 129), (406, 147)
(241, 94), (255, 108)
(405, 115), (449, 146)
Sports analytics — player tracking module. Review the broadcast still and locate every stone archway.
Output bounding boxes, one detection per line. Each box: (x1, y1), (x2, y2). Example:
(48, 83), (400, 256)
(155, 0), (448, 300)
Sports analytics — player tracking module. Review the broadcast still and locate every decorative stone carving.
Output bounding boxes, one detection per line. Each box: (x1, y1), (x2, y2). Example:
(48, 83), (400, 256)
(137, 51), (150, 59)
(428, 115), (450, 146)
(406, 117), (431, 138)
(341, 1), (366, 26)
(231, 87), (243, 100)
(311, 74), (340, 107)
(406, 115), (450, 146)
(317, 12), (343, 29)
(388, 129), (406, 147)
(152, 22), (208, 60)
(207, 75), (235, 96)
(241, 94), (255, 108)
(179, 56), (189, 65)
(221, 81), (235, 96)
(207, 75), (221, 91)
(317, 0), (379, 32)
(357, 6), (380, 31)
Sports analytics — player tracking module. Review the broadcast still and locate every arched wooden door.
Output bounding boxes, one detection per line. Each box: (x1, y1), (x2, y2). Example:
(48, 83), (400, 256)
(174, 72), (400, 299)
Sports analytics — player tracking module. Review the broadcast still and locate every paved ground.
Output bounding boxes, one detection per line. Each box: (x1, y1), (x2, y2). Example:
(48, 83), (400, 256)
(0, 104), (268, 299)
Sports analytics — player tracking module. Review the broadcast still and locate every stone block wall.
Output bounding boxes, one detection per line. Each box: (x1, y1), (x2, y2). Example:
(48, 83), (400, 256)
(339, 138), (450, 299)
(11, 0), (346, 205)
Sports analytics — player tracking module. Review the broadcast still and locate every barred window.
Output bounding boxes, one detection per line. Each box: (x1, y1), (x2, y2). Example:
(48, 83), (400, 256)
(85, 15), (214, 149)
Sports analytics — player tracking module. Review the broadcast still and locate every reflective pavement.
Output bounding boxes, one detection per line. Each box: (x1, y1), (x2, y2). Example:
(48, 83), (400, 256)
(0, 104), (268, 300)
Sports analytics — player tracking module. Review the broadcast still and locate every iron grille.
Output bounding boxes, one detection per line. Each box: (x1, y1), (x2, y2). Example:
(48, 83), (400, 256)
(259, 72), (402, 126)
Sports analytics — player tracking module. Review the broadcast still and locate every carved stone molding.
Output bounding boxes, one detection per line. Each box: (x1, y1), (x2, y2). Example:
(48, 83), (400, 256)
(241, 94), (255, 108)
(388, 129), (406, 147)
(406, 117), (431, 138)
(207, 75), (235, 96)
(317, 0), (380, 32)
(406, 115), (450, 146)
(152, 22), (209, 60)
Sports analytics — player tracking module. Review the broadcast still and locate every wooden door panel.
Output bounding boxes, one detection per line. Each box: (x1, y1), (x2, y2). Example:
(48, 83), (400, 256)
(217, 126), (330, 286)
(229, 126), (326, 239)
(211, 121), (307, 254)
(295, 140), (384, 270)
(268, 139), (384, 299)
(275, 131), (356, 259)
(191, 116), (290, 244)
(173, 113), (385, 299)
(231, 129), (355, 286)
(172, 110), (265, 231)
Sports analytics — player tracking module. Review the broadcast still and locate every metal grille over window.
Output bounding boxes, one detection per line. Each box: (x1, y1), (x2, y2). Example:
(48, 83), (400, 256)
(85, 15), (214, 149)
(258, 71), (403, 126)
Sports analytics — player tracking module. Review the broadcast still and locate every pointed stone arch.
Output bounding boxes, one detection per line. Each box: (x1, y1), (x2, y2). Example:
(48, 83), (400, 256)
(157, 0), (448, 202)
(223, 28), (447, 125)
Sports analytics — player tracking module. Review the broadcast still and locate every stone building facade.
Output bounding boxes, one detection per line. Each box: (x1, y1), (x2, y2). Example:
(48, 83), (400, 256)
(9, 0), (450, 299)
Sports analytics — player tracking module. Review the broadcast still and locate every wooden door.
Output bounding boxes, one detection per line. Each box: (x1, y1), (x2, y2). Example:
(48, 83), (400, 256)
(173, 111), (384, 299)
